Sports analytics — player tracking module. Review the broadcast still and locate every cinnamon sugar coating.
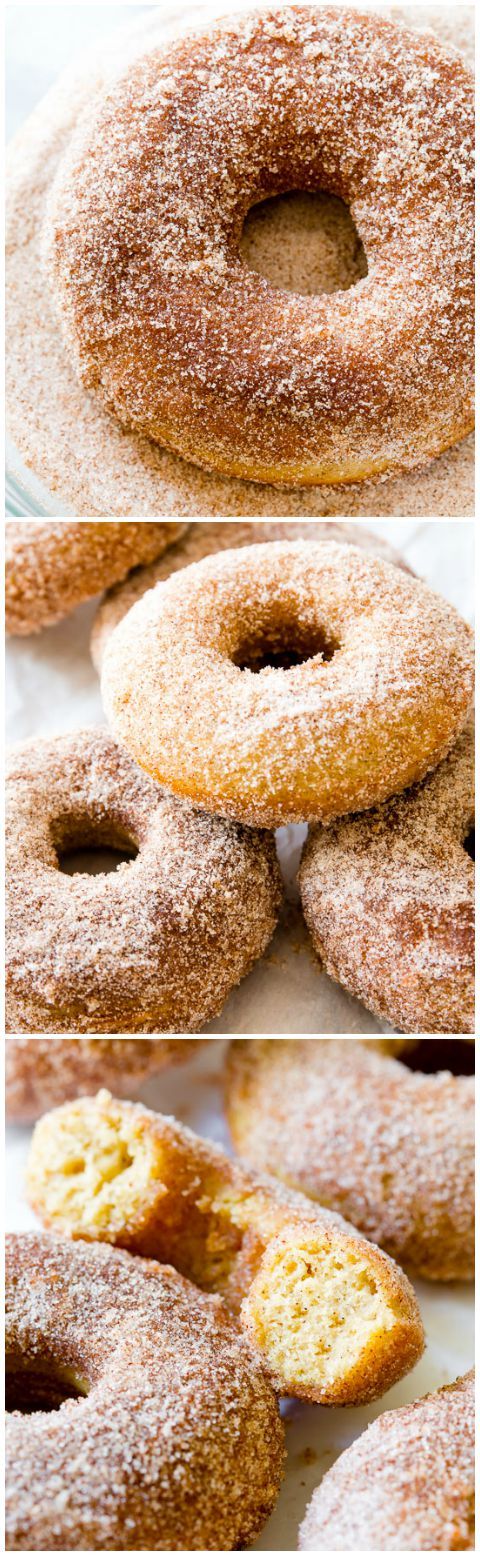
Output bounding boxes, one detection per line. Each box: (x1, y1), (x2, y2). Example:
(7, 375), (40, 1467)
(91, 518), (412, 670)
(6, 728), (281, 1033)
(299, 1369), (475, 1550)
(5, 521), (187, 635)
(6, 1232), (285, 1551)
(101, 539), (473, 829)
(45, 7), (474, 486)
(5, 1038), (203, 1122)
(225, 1038), (474, 1280)
(27, 1090), (424, 1406)
(300, 721), (474, 1032)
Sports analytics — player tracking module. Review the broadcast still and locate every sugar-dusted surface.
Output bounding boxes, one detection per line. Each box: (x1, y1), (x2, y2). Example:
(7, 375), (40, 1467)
(5, 1039), (475, 1552)
(5, 522), (187, 636)
(91, 517), (412, 670)
(5, 1037), (204, 1121)
(6, 1), (474, 515)
(44, 5), (473, 487)
(6, 728), (281, 1033)
(102, 540), (474, 828)
(225, 1038), (475, 1278)
(6, 1231), (285, 1551)
(299, 1369), (474, 1550)
(300, 721), (474, 1033)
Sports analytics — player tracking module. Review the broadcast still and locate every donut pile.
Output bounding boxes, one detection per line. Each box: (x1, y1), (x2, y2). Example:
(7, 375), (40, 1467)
(6, 520), (474, 1033)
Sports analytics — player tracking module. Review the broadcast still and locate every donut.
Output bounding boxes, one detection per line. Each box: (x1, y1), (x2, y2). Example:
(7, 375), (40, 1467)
(91, 519), (413, 671)
(27, 1089), (424, 1405)
(299, 720), (474, 1032)
(6, 728), (281, 1033)
(101, 540), (474, 828)
(225, 1038), (475, 1281)
(5, 1037), (206, 1123)
(45, 7), (474, 486)
(299, 1370), (475, 1551)
(6, 1232), (284, 1551)
(5, 520), (187, 635)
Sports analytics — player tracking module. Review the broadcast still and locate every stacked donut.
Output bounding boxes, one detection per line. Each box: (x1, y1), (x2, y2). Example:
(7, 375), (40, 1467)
(6, 519), (474, 1032)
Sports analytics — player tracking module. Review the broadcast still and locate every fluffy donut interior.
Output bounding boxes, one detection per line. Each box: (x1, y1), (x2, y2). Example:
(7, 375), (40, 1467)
(243, 1232), (398, 1397)
(26, 1093), (422, 1402)
(26, 1095), (165, 1237)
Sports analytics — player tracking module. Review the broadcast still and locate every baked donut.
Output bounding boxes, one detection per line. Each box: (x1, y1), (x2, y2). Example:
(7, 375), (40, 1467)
(299, 1369), (475, 1551)
(299, 720), (474, 1032)
(45, 7), (474, 486)
(6, 728), (281, 1032)
(27, 1089), (424, 1405)
(101, 540), (474, 828)
(6, 1232), (284, 1551)
(225, 1038), (474, 1281)
(5, 520), (187, 635)
(91, 519), (412, 670)
(5, 1037), (204, 1123)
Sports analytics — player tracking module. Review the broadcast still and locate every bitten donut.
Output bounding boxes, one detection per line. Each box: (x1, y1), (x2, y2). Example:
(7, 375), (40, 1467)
(5, 1037), (204, 1122)
(5, 520), (187, 635)
(300, 721), (475, 1032)
(45, 8), (474, 485)
(27, 1089), (424, 1405)
(225, 1038), (475, 1280)
(102, 540), (474, 828)
(6, 728), (281, 1033)
(91, 520), (412, 670)
(6, 1232), (284, 1551)
(299, 1370), (475, 1551)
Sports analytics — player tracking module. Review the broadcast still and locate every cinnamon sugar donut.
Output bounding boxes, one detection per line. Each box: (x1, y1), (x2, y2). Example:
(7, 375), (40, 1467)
(299, 1370), (475, 1551)
(6, 728), (281, 1033)
(91, 519), (412, 670)
(5, 1038), (203, 1122)
(6, 1232), (284, 1552)
(225, 1038), (475, 1280)
(27, 1090), (424, 1406)
(5, 521), (187, 635)
(45, 8), (474, 486)
(102, 540), (474, 828)
(300, 721), (474, 1032)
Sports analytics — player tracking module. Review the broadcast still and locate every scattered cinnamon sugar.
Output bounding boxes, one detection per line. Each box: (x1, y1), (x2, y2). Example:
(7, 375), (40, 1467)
(6, 2), (474, 515)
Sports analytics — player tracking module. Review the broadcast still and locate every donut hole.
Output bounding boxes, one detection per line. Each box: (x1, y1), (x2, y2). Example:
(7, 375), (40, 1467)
(401, 1040), (474, 1078)
(240, 191), (368, 297)
(232, 623), (339, 673)
(6, 1356), (89, 1414)
(52, 814), (139, 876)
(464, 827), (475, 860)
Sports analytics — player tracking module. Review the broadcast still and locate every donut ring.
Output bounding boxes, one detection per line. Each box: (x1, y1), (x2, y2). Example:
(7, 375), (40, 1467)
(6, 1232), (284, 1552)
(27, 1089), (424, 1406)
(5, 520), (187, 635)
(225, 1038), (475, 1281)
(5, 1037), (205, 1122)
(6, 728), (281, 1033)
(91, 519), (413, 671)
(101, 540), (474, 828)
(45, 8), (474, 486)
(299, 1370), (474, 1551)
(300, 721), (474, 1032)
